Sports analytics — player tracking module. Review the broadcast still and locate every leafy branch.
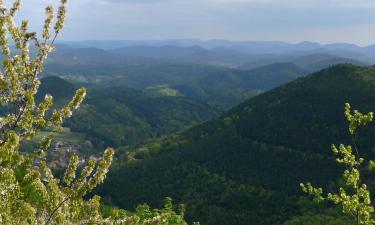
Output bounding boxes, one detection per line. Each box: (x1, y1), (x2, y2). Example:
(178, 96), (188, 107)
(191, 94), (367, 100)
(301, 103), (375, 225)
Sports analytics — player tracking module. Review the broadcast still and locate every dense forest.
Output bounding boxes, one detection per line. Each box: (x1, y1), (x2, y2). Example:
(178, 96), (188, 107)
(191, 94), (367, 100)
(34, 76), (219, 150)
(94, 64), (375, 225)
(37, 56), (312, 148)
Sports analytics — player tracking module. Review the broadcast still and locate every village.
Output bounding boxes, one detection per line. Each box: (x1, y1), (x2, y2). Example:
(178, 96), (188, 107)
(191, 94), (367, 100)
(48, 139), (99, 169)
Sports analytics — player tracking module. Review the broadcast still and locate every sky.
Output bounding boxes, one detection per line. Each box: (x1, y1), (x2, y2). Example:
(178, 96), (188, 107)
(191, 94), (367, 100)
(15, 0), (375, 45)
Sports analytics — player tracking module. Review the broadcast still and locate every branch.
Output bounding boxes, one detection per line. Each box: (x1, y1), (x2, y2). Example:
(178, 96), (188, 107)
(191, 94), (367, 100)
(44, 195), (71, 225)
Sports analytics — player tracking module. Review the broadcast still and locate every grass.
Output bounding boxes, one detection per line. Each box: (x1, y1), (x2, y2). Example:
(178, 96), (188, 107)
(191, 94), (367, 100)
(31, 129), (86, 144)
(146, 85), (181, 97)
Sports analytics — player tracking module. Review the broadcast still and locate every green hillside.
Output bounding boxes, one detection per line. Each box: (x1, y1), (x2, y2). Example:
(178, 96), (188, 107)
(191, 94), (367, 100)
(238, 53), (368, 71)
(97, 64), (375, 225)
(293, 53), (367, 72)
(199, 62), (307, 90)
(36, 76), (76, 104)
(65, 86), (221, 148)
(36, 76), (220, 149)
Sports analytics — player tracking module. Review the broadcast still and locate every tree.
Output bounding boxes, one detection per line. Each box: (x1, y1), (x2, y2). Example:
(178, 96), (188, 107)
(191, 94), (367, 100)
(0, 0), (190, 224)
(301, 103), (375, 225)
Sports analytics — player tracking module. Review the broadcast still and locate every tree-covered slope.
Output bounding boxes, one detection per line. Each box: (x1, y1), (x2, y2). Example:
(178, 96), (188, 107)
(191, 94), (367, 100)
(292, 53), (366, 72)
(227, 64), (375, 154)
(97, 64), (375, 225)
(36, 76), (76, 104)
(65, 86), (221, 148)
(165, 62), (306, 108)
(199, 62), (307, 90)
(36, 76), (220, 148)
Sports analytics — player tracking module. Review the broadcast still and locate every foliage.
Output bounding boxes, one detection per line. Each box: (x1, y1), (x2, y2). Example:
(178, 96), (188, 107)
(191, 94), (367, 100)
(301, 103), (375, 224)
(99, 153), (298, 225)
(283, 214), (351, 225)
(0, 1), (189, 224)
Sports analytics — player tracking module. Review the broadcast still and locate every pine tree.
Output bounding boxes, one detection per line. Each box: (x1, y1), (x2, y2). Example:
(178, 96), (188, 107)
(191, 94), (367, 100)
(0, 1), (190, 224)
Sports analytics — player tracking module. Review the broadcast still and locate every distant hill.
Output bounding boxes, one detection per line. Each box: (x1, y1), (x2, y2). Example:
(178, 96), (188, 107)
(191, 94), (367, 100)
(193, 62), (308, 108)
(45, 49), (308, 109)
(292, 53), (366, 72)
(37, 76), (221, 148)
(109, 45), (250, 67)
(200, 62), (308, 90)
(36, 76), (76, 104)
(65, 86), (221, 148)
(51, 42), (372, 71)
(59, 39), (375, 62)
(57, 40), (327, 54)
(239, 53), (367, 71)
(97, 64), (375, 225)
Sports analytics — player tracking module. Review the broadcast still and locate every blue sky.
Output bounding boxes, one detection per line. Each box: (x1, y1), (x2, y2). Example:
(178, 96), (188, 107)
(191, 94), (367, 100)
(17, 0), (375, 45)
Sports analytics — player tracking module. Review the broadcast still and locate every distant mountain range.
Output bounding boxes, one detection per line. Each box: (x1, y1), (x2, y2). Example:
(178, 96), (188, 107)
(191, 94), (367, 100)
(59, 39), (375, 62)
(53, 40), (372, 72)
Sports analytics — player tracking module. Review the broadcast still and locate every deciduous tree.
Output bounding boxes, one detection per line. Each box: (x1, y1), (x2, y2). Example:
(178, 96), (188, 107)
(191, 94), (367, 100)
(0, 1), (189, 224)
(301, 103), (375, 225)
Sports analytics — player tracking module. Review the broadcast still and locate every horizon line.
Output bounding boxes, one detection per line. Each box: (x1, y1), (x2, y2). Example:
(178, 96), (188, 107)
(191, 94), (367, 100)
(56, 39), (375, 48)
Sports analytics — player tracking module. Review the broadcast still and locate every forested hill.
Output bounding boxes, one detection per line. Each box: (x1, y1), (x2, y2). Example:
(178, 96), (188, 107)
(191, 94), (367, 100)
(36, 76), (76, 104)
(203, 62), (307, 90)
(36, 76), (221, 148)
(220, 64), (375, 154)
(97, 64), (375, 225)
(65, 86), (221, 148)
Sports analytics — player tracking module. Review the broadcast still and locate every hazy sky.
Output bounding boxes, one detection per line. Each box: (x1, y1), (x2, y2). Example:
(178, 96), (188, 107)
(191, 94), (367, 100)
(16, 0), (375, 45)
